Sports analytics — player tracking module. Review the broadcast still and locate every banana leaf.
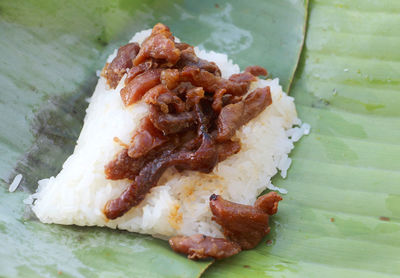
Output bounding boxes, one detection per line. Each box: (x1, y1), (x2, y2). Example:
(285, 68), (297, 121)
(205, 0), (400, 277)
(0, 0), (308, 277)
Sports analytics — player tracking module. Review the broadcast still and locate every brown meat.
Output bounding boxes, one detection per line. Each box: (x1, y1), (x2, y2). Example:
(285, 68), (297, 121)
(176, 46), (221, 76)
(216, 86), (272, 142)
(105, 105), (218, 219)
(185, 87), (205, 110)
(211, 88), (227, 113)
(180, 66), (249, 96)
(161, 69), (180, 90)
(133, 23), (180, 66)
(105, 137), (179, 181)
(125, 61), (153, 85)
(209, 192), (282, 250)
(103, 43), (140, 88)
(127, 117), (168, 159)
(149, 105), (196, 135)
(243, 86), (272, 118)
(169, 234), (241, 260)
(104, 132), (218, 219)
(216, 140), (241, 162)
(245, 65), (268, 77)
(173, 82), (194, 96)
(120, 69), (162, 106)
(103, 24), (275, 223)
(104, 149), (145, 180)
(157, 91), (186, 113)
(142, 84), (169, 106)
(254, 192), (282, 215)
(175, 42), (191, 51)
(143, 85), (186, 114)
(228, 72), (257, 83)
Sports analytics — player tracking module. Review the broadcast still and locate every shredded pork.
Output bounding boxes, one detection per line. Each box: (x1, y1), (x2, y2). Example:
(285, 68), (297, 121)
(102, 23), (279, 259)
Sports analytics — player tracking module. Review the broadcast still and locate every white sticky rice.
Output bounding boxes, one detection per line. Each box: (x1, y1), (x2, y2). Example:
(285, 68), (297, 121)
(31, 29), (308, 239)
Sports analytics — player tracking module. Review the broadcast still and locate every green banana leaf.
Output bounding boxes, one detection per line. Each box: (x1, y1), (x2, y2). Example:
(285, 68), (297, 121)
(206, 0), (400, 277)
(2, 0), (399, 277)
(0, 0), (308, 277)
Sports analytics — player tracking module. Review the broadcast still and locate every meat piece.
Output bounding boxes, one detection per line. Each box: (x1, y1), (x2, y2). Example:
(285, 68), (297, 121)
(245, 65), (268, 77)
(185, 87), (204, 110)
(143, 84), (169, 106)
(105, 137), (179, 181)
(173, 82), (194, 96)
(216, 140), (241, 162)
(169, 234), (241, 260)
(212, 88), (227, 113)
(209, 192), (282, 250)
(149, 105), (196, 135)
(104, 132), (218, 219)
(180, 66), (249, 96)
(176, 46), (221, 76)
(157, 91), (186, 113)
(217, 86), (272, 142)
(105, 106), (217, 219)
(104, 149), (145, 180)
(133, 23), (180, 66)
(125, 61), (153, 85)
(120, 69), (162, 106)
(254, 192), (282, 215)
(228, 72), (257, 83)
(103, 181), (146, 220)
(144, 85), (185, 113)
(180, 134), (202, 152)
(103, 24), (276, 222)
(222, 94), (243, 106)
(161, 69), (180, 89)
(175, 42), (191, 51)
(103, 43), (140, 88)
(128, 117), (168, 159)
(243, 86), (272, 118)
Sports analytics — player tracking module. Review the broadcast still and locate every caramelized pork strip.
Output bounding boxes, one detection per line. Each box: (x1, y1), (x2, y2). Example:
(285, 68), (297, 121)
(211, 88), (227, 113)
(209, 192), (282, 250)
(254, 192), (282, 215)
(217, 86), (272, 142)
(149, 105), (196, 135)
(226, 65), (267, 88)
(103, 24), (274, 223)
(216, 140), (241, 162)
(228, 72), (257, 84)
(175, 42), (191, 51)
(185, 87), (205, 111)
(176, 46), (221, 76)
(144, 85), (186, 113)
(169, 234), (241, 260)
(104, 149), (145, 180)
(156, 91), (186, 113)
(161, 69), (181, 90)
(105, 136), (179, 181)
(104, 132), (218, 219)
(120, 69), (162, 106)
(133, 23), (181, 67)
(104, 104), (219, 219)
(124, 61), (153, 85)
(103, 42), (140, 89)
(180, 66), (249, 96)
(245, 65), (268, 77)
(127, 116), (168, 159)
(142, 84), (169, 107)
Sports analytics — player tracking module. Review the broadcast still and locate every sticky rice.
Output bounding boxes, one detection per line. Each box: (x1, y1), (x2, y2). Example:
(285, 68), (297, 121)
(31, 29), (308, 239)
